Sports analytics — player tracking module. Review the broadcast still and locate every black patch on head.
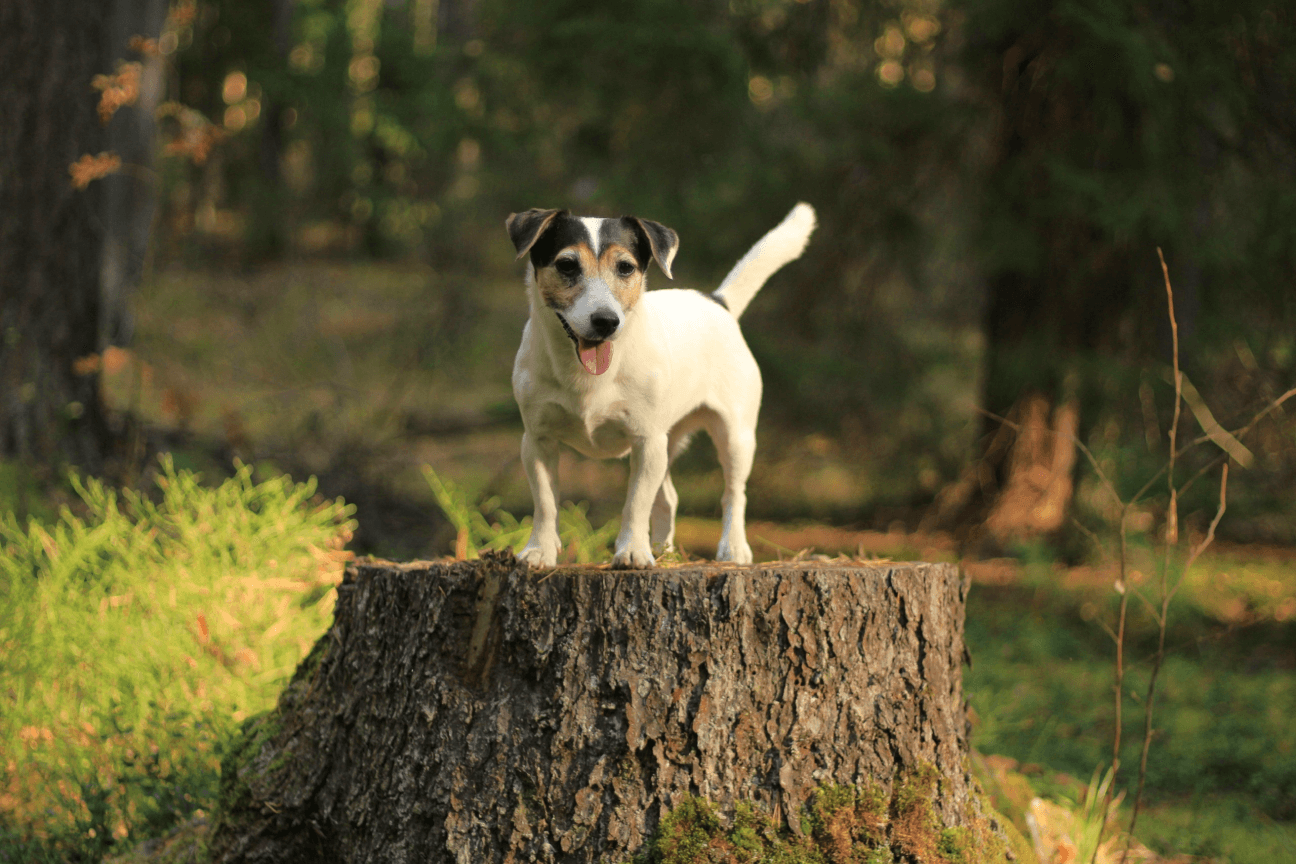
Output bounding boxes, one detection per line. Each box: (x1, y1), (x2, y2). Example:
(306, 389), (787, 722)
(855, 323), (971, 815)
(605, 218), (649, 271)
(527, 213), (591, 270)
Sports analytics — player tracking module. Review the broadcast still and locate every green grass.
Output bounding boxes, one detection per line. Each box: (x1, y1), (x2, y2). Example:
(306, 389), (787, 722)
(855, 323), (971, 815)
(964, 569), (1296, 862)
(0, 457), (354, 861)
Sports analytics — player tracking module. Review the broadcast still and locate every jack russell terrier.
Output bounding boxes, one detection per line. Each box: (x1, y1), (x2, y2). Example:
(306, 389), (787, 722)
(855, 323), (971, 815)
(506, 203), (816, 568)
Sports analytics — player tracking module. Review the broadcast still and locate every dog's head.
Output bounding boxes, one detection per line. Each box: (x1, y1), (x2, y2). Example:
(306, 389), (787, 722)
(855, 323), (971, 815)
(506, 208), (678, 375)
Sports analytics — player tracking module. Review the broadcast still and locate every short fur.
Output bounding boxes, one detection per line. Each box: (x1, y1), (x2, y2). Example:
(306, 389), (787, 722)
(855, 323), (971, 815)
(507, 203), (817, 568)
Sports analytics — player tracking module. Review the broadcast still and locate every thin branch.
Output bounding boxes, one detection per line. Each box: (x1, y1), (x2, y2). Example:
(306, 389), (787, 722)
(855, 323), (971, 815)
(1122, 250), (1187, 861)
(1126, 463), (1227, 850)
(1185, 385), (1296, 451)
(1168, 464), (1228, 611)
(1132, 585), (1160, 623)
(1175, 384), (1294, 500)
(1111, 500), (1131, 755)
(1071, 516), (1110, 562)
(1161, 248), (1182, 550)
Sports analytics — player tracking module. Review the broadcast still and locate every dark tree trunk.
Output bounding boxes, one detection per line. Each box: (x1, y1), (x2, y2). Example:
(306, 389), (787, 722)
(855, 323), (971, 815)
(99, 0), (168, 348)
(928, 13), (1166, 549)
(246, 0), (293, 260)
(210, 553), (992, 864)
(0, 0), (111, 473)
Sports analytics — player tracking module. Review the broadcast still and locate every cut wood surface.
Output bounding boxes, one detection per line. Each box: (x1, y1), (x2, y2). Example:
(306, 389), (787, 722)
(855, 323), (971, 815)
(211, 553), (981, 863)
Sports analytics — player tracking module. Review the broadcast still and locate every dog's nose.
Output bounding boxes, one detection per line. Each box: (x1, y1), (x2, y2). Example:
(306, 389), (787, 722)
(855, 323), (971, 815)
(589, 310), (621, 339)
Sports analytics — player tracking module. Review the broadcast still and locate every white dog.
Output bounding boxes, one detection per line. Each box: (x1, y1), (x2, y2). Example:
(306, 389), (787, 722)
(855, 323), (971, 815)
(506, 203), (816, 568)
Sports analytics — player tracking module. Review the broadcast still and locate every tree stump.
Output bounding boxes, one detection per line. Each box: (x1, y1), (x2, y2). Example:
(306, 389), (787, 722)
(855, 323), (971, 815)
(210, 552), (993, 863)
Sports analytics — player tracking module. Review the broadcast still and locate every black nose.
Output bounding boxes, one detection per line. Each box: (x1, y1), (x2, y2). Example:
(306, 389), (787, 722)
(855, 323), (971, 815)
(589, 310), (620, 339)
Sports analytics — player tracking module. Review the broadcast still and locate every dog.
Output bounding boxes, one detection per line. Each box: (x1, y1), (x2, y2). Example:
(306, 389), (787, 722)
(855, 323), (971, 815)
(506, 202), (816, 568)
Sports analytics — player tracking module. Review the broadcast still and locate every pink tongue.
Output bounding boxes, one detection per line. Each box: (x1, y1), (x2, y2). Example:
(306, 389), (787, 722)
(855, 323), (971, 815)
(579, 340), (612, 375)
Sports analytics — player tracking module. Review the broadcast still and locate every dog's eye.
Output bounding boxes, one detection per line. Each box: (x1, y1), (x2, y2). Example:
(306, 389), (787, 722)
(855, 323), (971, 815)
(616, 261), (636, 278)
(555, 259), (580, 277)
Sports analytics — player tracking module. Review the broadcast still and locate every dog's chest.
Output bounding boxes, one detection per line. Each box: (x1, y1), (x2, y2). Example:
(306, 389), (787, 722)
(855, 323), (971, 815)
(534, 397), (636, 459)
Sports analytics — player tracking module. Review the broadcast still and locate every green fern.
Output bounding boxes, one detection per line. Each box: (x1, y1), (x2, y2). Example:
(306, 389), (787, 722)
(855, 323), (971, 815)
(421, 465), (617, 564)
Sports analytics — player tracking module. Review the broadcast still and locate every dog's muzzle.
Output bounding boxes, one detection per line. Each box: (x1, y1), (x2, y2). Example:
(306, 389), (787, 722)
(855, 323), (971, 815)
(555, 312), (613, 376)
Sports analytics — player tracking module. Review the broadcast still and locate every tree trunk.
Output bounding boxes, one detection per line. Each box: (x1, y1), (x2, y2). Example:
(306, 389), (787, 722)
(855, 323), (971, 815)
(245, 0), (293, 261)
(210, 552), (995, 864)
(0, 0), (111, 473)
(100, 0), (168, 348)
(925, 391), (1079, 552)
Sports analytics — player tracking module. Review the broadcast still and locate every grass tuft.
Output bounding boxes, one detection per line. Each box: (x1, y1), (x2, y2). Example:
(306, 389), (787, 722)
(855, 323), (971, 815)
(0, 456), (354, 859)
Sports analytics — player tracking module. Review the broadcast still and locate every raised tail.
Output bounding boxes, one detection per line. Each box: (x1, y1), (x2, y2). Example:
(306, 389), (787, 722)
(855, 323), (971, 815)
(711, 202), (816, 319)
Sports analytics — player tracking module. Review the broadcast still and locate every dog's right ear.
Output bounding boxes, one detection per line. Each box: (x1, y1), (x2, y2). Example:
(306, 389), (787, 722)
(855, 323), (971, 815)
(506, 208), (563, 259)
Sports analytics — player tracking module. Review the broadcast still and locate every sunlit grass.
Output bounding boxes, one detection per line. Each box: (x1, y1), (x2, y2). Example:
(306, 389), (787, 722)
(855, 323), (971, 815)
(0, 457), (354, 859)
(963, 573), (1296, 863)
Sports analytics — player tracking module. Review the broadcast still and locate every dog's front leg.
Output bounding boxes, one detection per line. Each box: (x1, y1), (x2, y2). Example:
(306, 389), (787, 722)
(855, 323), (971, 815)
(613, 433), (669, 569)
(519, 431), (562, 567)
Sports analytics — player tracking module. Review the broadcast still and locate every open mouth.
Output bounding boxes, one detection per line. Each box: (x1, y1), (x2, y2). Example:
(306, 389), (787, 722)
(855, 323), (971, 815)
(556, 313), (613, 375)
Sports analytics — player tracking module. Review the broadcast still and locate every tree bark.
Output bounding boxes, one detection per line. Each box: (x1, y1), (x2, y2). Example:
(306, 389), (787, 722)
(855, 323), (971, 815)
(210, 552), (985, 864)
(0, 0), (111, 472)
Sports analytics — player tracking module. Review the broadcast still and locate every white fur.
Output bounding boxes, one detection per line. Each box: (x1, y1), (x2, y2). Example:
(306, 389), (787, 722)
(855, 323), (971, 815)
(512, 203), (817, 568)
(713, 202), (817, 318)
(579, 216), (605, 254)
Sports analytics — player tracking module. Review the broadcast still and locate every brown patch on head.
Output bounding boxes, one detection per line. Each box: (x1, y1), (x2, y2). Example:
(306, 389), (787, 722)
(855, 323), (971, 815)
(598, 244), (646, 312)
(536, 242), (599, 309)
(535, 266), (580, 309)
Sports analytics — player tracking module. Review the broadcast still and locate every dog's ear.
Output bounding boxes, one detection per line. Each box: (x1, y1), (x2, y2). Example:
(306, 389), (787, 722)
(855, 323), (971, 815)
(506, 208), (563, 259)
(629, 217), (679, 279)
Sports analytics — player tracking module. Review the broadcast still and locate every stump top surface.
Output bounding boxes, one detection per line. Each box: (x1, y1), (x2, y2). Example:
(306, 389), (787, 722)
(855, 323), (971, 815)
(354, 555), (952, 577)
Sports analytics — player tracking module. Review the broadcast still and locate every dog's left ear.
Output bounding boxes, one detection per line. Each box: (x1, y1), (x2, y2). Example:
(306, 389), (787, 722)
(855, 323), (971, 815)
(629, 217), (679, 280)
(506, 208), (563, 259)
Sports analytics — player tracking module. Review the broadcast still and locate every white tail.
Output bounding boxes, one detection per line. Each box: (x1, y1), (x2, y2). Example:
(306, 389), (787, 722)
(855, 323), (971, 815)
(712, 202), (817, 319)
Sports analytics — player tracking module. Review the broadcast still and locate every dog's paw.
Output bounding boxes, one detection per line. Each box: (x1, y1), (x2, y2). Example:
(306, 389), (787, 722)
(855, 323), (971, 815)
(612, 539), (656, 569)
(518, 542), (559, 568)
(716, 537), (753, 565)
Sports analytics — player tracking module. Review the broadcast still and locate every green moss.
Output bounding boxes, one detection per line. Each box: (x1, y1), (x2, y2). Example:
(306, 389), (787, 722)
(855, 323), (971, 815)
(862, 846), (894, 864)
(651, 796), (725, 864)
(937, 827), (971, 863)
(214, 711), (284, 820)
(892, 762), (943, 861)
(637, 767), (1013, 864)
(857, 783), (889, 823)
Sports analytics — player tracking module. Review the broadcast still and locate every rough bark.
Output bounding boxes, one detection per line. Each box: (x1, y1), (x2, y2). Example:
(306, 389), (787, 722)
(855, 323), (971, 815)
(0, 0), (112, 472)
(210, 553), (981, 864)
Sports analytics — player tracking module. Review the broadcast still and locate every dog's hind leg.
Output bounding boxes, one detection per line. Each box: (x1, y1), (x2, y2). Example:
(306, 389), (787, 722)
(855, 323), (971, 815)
(650, 471), (678, 554)
(519, 432), (562, 567)
(709, 415), (755, 564)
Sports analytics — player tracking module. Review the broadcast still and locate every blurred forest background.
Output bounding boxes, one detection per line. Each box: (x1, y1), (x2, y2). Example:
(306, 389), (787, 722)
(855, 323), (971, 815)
(3, 0), (1296, 861)
(5, 0), (1295, 555)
